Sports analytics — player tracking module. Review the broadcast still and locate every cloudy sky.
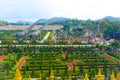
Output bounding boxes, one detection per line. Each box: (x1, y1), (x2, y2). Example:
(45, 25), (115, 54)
(0, 0), (120, 22)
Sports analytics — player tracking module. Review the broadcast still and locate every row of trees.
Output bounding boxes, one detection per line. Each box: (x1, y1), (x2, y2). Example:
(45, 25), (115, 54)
(0, 20), (10, 26)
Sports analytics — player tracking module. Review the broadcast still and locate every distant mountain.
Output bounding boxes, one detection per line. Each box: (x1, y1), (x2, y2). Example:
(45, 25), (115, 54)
(36, 17), (69, 25)
(8, 16), (120, 25)
(11, 21), (33, 25)
(36, 19), (48, 24)
(47, 17), (69, 23)
(13, 17), (69, 25)
(16, 21), (30, 23)
(103, 16), (120, 22)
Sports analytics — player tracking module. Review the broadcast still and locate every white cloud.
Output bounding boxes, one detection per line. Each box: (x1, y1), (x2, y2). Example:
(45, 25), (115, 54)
(0, 0), (120, 21)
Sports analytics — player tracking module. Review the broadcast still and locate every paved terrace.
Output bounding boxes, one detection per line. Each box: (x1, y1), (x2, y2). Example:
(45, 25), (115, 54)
(0, 25), (63, 30)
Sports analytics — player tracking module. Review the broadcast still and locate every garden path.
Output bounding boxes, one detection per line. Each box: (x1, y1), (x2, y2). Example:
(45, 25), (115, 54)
(102, 53), (120, 63)
(41, 32), (51, 43)
(18, 56), (27, 68)
(0, 54), (6, 62)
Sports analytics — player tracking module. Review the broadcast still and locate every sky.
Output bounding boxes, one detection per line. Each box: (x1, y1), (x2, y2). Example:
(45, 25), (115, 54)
(0, 0), (120, 22)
